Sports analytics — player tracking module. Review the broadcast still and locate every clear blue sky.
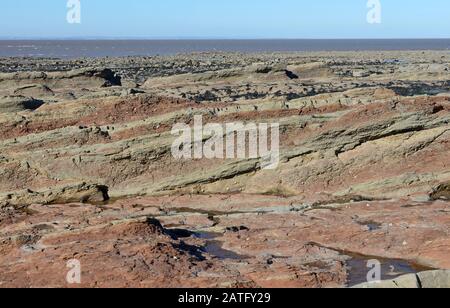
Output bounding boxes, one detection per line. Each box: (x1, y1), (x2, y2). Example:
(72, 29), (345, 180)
(1, 0), (449, 39)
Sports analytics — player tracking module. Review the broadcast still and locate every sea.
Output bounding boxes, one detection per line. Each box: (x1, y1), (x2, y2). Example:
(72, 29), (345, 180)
(0, 39), (449, 58)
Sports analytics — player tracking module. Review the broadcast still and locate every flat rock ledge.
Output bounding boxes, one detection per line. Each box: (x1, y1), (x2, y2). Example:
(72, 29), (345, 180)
(353, 270), (450, 288)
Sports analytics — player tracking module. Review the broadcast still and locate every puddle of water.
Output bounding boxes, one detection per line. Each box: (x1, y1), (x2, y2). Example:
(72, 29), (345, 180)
(195, 231), (247, 260)
(357, 220), (382, 231)
(346, 253), (434, 287)
(195, 231), (222, 240)
(203, 241), (247, 260)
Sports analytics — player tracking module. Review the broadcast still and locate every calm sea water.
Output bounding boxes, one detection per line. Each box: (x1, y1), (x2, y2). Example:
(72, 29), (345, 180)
(0, 39), (449, 58)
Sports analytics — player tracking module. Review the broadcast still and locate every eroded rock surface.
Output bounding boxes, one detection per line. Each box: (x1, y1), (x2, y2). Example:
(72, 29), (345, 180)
(353, 270), (450, 288)
(0, 51), (449, 288)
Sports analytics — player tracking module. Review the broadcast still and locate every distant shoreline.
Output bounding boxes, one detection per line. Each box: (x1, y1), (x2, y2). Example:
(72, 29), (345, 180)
(1, 39), (449, 59)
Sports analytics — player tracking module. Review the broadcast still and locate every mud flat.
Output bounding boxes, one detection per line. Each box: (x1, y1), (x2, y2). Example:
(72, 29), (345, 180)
(0, 51), (449, 288)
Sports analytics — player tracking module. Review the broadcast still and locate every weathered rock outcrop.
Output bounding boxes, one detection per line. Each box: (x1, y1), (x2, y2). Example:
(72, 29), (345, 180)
(0, 68), (121, 90)
(0, 95), (44, 113)
(0, 51), (449, 288)
(0, 182), (109, 208)
(13, 84), (54, 97)
(430, 182), (450, 200)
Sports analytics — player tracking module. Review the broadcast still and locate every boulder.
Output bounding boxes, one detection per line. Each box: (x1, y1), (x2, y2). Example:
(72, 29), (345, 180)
(417, 270), (450, 288)
(353, 271), (450, 288)
(353, 274), (420, 288)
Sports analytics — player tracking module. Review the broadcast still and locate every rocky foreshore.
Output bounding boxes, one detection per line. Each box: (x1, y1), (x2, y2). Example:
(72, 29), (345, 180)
(0, 51), (449, 288)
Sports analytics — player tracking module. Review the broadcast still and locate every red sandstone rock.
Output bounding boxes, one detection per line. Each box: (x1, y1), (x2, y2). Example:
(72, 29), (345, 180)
(1, 52), (449, 288)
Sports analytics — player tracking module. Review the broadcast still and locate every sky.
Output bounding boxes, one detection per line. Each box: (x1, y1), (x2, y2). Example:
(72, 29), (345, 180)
(1, 0), (449, 39)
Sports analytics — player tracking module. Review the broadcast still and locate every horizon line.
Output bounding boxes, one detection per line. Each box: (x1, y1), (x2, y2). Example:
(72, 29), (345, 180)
(1, 37), (450, 41)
